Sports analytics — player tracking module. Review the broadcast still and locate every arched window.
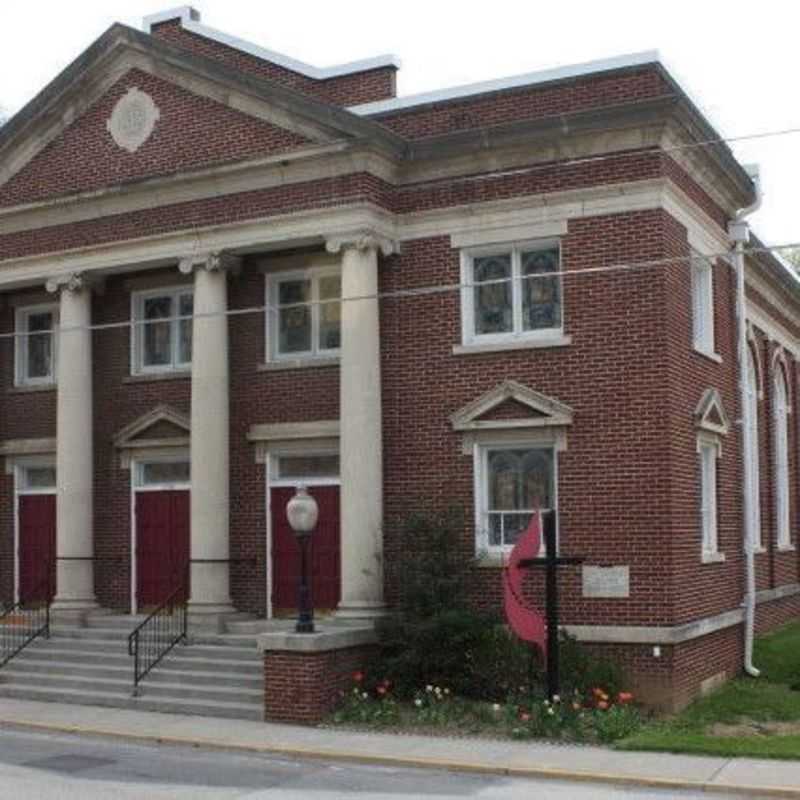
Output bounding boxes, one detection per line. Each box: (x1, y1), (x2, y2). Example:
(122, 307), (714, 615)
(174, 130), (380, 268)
(745, 347), (762, 549)
(773, 366), (791, 549)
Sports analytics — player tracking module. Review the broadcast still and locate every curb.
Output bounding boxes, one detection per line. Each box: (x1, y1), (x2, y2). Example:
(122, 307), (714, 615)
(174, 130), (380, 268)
(2, 717), (800, 799)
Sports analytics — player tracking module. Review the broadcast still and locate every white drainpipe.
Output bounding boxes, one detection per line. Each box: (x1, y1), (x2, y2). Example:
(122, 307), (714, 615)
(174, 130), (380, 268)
(728, 164), (762, 678)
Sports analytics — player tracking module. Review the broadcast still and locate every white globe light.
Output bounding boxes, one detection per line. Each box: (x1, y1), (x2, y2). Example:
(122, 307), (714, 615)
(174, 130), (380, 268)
(286, 485), (319, 536)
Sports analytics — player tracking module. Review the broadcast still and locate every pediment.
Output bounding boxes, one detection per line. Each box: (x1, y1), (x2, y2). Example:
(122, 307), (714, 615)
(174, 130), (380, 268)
(114, 405), (190, 449)
(451, 380), (574, 431)
(0, 25), (402, 207)
(695, 388), (730, 436)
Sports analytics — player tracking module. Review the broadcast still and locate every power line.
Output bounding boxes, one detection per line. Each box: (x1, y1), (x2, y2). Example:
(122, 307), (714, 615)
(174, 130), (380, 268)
(6, 240), (799, 340)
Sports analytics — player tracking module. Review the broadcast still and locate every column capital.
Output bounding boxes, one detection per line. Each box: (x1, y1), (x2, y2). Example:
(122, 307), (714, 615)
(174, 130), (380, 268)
(325, 231), (399, 258)
(178, 251), (241, 276)
(45, 272), (92, 295)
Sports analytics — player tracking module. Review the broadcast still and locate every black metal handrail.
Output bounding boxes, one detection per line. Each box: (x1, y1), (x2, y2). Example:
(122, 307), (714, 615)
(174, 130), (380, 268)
(127, 564), (188, 695)
(0, 572), (52, 669)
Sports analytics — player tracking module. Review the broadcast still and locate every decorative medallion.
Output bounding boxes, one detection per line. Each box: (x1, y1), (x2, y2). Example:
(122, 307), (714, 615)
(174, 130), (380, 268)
(106, 87), (160, 153)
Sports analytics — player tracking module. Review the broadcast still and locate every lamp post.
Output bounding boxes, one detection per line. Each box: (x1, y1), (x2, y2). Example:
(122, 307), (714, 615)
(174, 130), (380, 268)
(286, 485), (319, 634)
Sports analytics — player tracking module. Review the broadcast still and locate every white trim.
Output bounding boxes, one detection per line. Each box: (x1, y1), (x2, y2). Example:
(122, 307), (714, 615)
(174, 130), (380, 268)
(773, 368), (792, 550)
(450, 220), (567, 250)
(265, 265), (341, 363)
(697, 435), (721, 562)
(142, 7), (400, 80)
(13, 456), (56, 606)
(131, 285), (194, 376)
(14, 303), (58, 388)
(460, 239), (563, 348)
(473, 438), (558, 557)
(350, 51), (659, 116)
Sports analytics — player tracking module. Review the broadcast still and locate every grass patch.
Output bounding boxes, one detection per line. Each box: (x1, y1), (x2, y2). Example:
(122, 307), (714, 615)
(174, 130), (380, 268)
(618, 621), (800, 759)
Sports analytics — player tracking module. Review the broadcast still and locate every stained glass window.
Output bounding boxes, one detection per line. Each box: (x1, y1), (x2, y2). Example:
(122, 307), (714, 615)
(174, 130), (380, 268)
(485, 448), (553, 548)
(270, 269), (341, 360)
(522, 248), (560, 330)
(473, 253), (513, 335)
(135, 288), (193, 373)
(467, 242), (562, 342)
(16, 306), (57, 386)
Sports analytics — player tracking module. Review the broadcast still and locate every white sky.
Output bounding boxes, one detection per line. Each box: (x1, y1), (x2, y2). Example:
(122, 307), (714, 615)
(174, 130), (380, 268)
(1, 1), (798, 246)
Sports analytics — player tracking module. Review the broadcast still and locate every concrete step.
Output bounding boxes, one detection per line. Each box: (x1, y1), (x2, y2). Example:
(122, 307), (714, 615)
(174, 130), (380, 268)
(0, 658), (262, 688)
(44, 636), (259, 662)
(0, 669), (263, 705)
(12, 650), (262, 677)
(0, 684), (263, 721)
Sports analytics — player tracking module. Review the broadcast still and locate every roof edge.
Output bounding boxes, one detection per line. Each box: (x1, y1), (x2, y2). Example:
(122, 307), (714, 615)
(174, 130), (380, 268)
(349, 50), (661, 116)
(142, 6), (401, 80)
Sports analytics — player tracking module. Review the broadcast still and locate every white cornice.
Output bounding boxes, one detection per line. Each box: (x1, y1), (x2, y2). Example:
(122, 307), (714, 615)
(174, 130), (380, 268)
(142, 7), (400, 80)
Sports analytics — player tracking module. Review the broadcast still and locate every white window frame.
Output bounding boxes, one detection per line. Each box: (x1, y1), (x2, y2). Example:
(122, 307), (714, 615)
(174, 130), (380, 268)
(697, 434), (723, 563)
(15, 304), (58, 387)
(268, 448), (341, 488)
(460, 238), (563, 347)
(691, 253), (716, 358)
(745, 348), (763, 551)
(473, 441), (558, 557)
(265, 266), (342, 363)
(773, 368), (792, 550)
(131, 286), (193, 376)
(133, 454), (192, 491)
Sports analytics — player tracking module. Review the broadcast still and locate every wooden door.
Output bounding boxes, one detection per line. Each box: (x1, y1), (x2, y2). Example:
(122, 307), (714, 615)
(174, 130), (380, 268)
(136, 490), (190, 607)
(271, 485), (340, 613)
(18, 494), (56, 603)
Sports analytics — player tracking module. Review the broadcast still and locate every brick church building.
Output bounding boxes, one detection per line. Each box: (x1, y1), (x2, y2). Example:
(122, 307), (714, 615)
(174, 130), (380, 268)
(1, 7), (798, 712)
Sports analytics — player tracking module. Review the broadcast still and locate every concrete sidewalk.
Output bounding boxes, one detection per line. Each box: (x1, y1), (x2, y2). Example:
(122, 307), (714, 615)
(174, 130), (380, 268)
(1, 699), (799, 798)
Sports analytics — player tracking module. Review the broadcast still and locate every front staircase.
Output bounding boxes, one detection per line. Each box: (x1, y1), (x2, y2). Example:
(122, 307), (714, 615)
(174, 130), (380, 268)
(0, 614), (264, 720)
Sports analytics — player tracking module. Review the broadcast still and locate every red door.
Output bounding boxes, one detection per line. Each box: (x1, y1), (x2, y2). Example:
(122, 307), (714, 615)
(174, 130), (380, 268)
(136, 490), (190, 608)
(18, 494), (56, 603)
(271, 485), (340, 612)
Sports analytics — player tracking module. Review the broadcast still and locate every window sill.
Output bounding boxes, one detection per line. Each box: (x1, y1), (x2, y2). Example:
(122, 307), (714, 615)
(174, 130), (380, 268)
(777, 544), (796, 553)
(258, 358), (339, 373)
(123, 371), (191, 384)
(454, 335), (572, 356)
(474, 552), (508, 569)
(8, 383), (56, 394)
(694, 348), (722, 364)
(753, 546), (767, 555)
(702, 551), (726, 564)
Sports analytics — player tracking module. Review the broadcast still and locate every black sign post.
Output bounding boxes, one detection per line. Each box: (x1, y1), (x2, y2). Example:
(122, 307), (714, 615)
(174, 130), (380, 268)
(519, 510), (583, 700)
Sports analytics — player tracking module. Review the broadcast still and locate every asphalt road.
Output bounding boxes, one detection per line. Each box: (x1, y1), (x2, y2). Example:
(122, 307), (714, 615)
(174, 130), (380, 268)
(0, 728), (758, 799)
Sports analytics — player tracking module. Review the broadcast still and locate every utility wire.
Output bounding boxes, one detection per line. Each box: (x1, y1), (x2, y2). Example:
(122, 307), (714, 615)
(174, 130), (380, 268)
(6, 240), (800, 340)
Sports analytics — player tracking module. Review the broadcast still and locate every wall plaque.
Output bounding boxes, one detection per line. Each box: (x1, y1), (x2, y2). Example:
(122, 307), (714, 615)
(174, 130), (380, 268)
(106, 87), (160, 153)
(582, 565), (630, 599)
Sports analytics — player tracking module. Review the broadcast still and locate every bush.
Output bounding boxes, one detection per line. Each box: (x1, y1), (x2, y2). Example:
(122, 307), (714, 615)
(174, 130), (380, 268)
(589, 704), (643, 743)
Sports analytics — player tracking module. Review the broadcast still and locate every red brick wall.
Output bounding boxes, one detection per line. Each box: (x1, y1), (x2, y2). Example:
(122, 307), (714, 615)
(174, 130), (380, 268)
(372, 67), (672, 139)
(150, 21), (396, 108)
(263, 644), (376, 724)
(380, 210), (676, 626)
(0, 69), (309, 208)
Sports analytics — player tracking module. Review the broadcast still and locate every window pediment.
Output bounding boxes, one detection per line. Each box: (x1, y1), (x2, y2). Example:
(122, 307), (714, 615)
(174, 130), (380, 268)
(113, 405), (190, 449)
(451, 380), (574, 432)
(695, 388), (730, 436)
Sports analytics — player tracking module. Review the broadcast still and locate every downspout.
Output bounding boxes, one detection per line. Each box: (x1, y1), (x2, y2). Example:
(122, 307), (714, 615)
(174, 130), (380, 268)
(728, 164), (762, 678)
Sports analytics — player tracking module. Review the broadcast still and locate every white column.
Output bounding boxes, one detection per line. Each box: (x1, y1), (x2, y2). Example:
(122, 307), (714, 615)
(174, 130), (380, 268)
(47, 273), (97, 615)
(326, 233), (396, 618)
(180, 252), (238, 616)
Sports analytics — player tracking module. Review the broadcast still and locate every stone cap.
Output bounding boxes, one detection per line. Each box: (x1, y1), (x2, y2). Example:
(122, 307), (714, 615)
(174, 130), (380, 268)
(257, 624), (378, 654)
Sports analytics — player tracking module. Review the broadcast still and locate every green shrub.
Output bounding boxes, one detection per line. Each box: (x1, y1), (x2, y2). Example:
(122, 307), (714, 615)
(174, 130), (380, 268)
(589, 704), (643, 743)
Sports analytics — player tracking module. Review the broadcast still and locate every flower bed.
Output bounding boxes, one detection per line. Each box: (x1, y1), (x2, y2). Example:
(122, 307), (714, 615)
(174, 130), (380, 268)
(330, 672), (643, 744)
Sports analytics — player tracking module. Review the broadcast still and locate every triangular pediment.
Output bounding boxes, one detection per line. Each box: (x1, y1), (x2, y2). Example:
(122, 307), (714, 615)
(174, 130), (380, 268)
(0, 24), (403, 206)
(114, 405), (190, 448)
(451, 380), (574, 432)
(695, 388), (730, 436)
